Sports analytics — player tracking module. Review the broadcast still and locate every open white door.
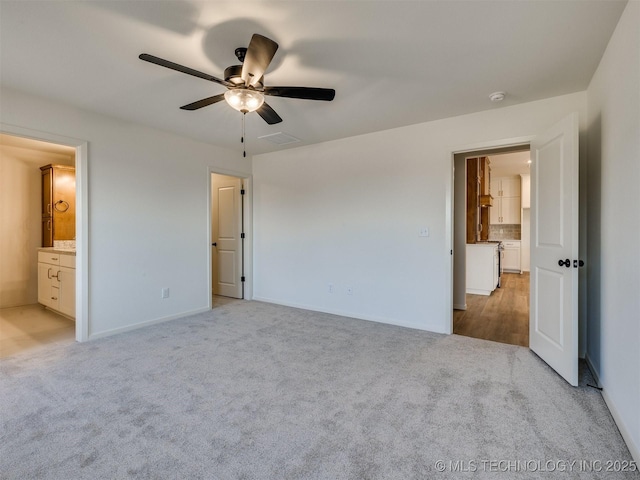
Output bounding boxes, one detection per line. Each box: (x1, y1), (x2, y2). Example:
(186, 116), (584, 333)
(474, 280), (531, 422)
(530, 113), (579, 386)
(211, 174), (243, 299)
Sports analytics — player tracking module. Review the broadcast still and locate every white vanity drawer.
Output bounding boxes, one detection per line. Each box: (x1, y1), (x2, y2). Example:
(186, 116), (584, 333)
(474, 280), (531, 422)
(60, 254), (76, 269)
(38, 252), (60, 265)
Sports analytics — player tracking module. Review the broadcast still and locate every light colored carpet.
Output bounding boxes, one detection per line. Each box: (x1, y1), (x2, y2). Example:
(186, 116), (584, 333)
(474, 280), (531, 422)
(0, 300), (637, 479)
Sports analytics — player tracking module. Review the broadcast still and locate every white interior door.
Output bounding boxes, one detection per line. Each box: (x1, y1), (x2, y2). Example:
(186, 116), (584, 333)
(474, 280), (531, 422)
(211, 174), (243, 299)
(530, 112), (579, 386)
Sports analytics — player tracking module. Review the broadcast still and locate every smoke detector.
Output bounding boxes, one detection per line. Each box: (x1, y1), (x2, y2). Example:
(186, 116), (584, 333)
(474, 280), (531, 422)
(489, 91), (506, 102)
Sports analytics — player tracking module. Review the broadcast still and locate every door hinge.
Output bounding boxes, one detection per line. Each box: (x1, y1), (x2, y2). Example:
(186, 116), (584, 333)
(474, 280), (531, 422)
(241, 232), (245, 239)
(241, 276), (245, 282)
(240, 188), (245, 195)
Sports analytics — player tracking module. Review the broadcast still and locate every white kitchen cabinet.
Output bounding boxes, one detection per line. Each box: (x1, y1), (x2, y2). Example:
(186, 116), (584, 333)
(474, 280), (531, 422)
(490, 195), (521, 224)
(491, 177), (520, 198)
(466, 243), (499, 295)
(38, 251), (75, 318)
(502, 240), (521, 272)
(490, 176), (521, 224)
(502, 196), (521, 224)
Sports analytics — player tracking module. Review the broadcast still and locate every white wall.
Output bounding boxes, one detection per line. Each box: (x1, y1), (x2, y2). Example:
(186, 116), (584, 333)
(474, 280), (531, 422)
(1, 87), (251, 337)
(0, 145), (73, 307)
(586, 1), (640, 463)
(253, 91), (586, 333)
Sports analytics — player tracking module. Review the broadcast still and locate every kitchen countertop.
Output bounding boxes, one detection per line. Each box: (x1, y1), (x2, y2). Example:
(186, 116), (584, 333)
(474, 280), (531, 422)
(38, 247), (76, 256)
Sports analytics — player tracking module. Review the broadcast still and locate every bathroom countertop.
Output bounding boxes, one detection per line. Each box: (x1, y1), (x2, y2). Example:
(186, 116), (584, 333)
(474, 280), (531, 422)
(38, 247), (76, 256)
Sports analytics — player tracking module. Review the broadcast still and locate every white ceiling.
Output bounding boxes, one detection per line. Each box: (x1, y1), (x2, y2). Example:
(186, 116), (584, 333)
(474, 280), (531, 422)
(0, 1), (627, 155)
(489, 151), (531, 177)
(0, 133), (75, 156)
(0, 133), (76, 166)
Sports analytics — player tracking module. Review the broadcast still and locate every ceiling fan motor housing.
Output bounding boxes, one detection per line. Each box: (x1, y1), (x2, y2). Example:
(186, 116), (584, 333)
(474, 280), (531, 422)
(224, 65), (263, 88)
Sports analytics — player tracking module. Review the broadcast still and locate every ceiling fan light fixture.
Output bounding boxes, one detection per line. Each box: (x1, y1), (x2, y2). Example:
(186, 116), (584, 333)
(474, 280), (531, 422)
(224, 89), (264, 113)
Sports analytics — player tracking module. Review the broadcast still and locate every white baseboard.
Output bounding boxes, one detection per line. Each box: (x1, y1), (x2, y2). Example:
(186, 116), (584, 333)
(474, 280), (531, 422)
(585, 354), (640, 465)
(466, 288), (491, 296)
(601, 389), (640, 465)
(453, 303), (467, 310)
(88, 306), (211, 340)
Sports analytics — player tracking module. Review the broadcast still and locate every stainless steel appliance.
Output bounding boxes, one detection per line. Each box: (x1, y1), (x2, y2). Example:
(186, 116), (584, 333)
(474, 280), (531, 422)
(496, 241), (504, 288)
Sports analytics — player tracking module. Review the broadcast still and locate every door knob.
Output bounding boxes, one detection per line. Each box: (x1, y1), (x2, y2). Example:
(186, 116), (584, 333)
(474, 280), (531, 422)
(558, 259), (570, 268)
(212, 242), (217, 247)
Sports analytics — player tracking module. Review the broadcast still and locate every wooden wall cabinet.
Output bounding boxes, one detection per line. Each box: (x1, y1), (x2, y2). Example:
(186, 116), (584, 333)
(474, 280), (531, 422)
(41, 164), (75, 247)
(466, 157), (492, 243)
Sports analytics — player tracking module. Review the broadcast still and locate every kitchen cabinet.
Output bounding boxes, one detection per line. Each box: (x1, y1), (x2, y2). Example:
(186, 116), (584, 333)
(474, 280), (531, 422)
(41, 164), (75, 247)
(466, 243), (499, 295)
(490, 176), (521, 225)
(491, 196), (521, 224)
(38, 251), (75, 318)
(502, 240), (521, 272)
(491, 177), (520, 197)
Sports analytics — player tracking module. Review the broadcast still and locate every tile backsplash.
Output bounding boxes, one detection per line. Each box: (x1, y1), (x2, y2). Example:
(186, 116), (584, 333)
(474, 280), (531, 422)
(489, 224), (521, 240)
(53, 240), (76, 250)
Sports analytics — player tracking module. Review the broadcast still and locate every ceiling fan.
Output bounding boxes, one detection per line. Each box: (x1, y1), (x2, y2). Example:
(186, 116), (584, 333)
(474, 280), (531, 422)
(139, 34), (335, 125)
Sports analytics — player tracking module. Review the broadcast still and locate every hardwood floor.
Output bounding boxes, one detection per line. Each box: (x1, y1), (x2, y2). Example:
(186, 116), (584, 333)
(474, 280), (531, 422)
(454, 272), (529, 347)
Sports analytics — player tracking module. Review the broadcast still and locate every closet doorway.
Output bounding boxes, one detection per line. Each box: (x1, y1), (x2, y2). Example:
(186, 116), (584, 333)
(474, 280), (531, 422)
(210, 172), (245, 300)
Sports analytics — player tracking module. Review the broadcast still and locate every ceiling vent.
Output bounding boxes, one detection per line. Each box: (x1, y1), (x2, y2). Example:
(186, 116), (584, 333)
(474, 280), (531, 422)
(258, 132), (300, 145)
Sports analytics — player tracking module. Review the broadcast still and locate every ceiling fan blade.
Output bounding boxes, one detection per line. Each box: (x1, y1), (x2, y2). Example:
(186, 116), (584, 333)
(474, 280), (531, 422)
(180, 94), (226, 111)
(241, 34), (279, 87)
(264, 86), (335, 101)
(139, 53), (231, 87)
(256, 102), (283, 125)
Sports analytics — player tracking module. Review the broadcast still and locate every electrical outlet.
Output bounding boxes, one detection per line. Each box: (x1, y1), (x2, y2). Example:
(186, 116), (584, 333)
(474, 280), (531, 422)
(419, 227), (430, 237)
(161, 287), (170, 299)
(328, 283), (334, 294)
(346, 286), (353, 296)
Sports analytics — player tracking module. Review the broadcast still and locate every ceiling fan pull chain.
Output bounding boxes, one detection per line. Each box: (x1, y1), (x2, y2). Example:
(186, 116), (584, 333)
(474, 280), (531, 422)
(242, 112), (246, 158)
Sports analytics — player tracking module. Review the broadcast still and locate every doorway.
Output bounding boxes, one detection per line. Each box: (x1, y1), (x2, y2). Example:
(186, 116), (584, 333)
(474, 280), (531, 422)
(452, 145), (531, 347)
(0, 132), (85, 355)
(210, 172), (245, 301)
(450, 114), (580, 386)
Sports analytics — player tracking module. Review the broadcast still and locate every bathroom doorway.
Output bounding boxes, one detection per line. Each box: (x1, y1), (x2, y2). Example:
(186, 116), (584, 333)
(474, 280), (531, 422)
(0, 133), (81, 356)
